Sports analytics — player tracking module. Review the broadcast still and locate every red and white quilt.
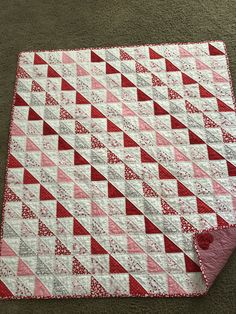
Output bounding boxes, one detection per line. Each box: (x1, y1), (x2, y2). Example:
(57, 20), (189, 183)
(0, 41), (236, 299)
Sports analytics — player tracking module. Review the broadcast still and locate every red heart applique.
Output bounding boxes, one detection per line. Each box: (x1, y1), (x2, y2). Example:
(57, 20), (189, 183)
(196, 232), (214, 250)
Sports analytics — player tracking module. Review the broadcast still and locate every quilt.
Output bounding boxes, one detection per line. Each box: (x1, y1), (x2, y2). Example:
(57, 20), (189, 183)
(0, 41), (236, 299)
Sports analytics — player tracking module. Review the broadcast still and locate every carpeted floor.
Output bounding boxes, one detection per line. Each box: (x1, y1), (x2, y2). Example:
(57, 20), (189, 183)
(0, 1), (236, 313)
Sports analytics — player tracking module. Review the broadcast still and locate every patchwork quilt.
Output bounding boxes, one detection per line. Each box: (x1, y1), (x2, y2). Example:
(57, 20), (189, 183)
(0, 41), (236, 299)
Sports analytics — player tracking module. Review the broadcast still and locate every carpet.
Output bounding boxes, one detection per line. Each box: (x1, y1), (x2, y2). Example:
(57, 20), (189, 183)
(0, 0), (236, 313)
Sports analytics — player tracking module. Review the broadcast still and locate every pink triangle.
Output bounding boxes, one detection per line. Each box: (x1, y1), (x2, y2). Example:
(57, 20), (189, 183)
(196, 59), (210, 70)
(41, 153), (55, 167)
(139, 118), (152, 131)
(34, 277), (51, 297)
(0, 240), (16, 256)
(156, 132), (170, 146)
(212, 71), (228, 83)
(213, 180), (229, 195)
(26, 138), (40, 151)
(57, 168), (72, 182)
(77, 64), (89, 76)
(168, 276), (186, 295)
(109, 218), (124, 234)
(17, 258), (34, 276)
(122, 103), (135, 116)
(147, 256), (164, 273)
(107, 91), (119, 103)
(91, 202), (106, 216)
(11, 123), (25, 136)
(193, 164), (209, 178)
(74, 184), (89, 198)
(128, 236), (144, 253)
(62, 52), (75, 64)
(179, 47), (193, 58)
(174, 148), (189, 161)
(92, 77), (104, 89)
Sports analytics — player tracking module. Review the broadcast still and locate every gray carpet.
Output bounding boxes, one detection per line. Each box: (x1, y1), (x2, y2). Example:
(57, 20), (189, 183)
(0, 1), (236, 313)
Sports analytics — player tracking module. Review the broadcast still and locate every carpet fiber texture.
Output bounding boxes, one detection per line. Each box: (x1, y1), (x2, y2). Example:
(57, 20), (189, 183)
(0, 0), (236, 313)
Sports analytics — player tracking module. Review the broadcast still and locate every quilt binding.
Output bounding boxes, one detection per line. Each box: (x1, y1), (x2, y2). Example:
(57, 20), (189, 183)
(0, 40), (235, 300)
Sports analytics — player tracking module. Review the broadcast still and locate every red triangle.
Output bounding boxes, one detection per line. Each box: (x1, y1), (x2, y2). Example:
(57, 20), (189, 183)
(8, 155), (23, 168)
(124, 133), (138, 147)
(106, 63), (119, 74)
(91, 277), (110, 297)
(91, 166), (106, 181)
(227, 161), (236, 176)
(32, 80), (44, 92)
(177, 181), (193, 196)
(61, 78), (74, 90)
(46, 92), (59, 106)
(72, 257), (89, 274)
(108, 182), (124, 198)
(185, 254), (200, 272)
(34, 53), (47, 64)
(43, 121), (57, 135)
(129, 275), (147, 296)
(57, 202), (71, 217)
(120, 49), (133, 60)
(38, 220), (54, 236)
(182, 73), (197, 85)
(121, 74), (135, 87)
(76, 91), (90, 104)
(141, 149), (156, 163)
(23, 169), (39, 184)
(126, 199), (142, 215)
(207, 146), (224, 160)
(154, 102), (168, 115)
(91, 237), (107, 254)
(107, 150), (122, 164)
(137, 89), (152, 101)
(22, 203), (37, 219)
(74, 151), (89, 165)
(181, 217), (197, 233)
(75, 121), (89, 134)
(199, 85), (214, 98)
(40, 185), (55, 200)
(145, 217), (161, 234)
(217, 214), (229, 227)
(165, 59), (179, 72)
(125, 165), (140, 180)
(109, 255), (127, 273)
(58, 136), (72, 150)
(168, 88), (182, 100)
(28, 108), (42, 120)
(149, 48), (163, 59)
(161, 199), (178, 215)
(91, 106), (105, 118)
(171, 116), (186, 129)
(152, 74), (166, 86)
(0, 280), (13, 297)
(14, 94), (28, 106)
(197, 198), (214, 213)
(189, 130), (205, 144)
(55, 238), (71, 255)
(159, 164), (175, 179)
(142, 182), (159, 197)
(217, 99), (233, 112)
(209, 43), (224, 56)
(164, 236), (182, 253)
(47, 66), (60, 77)
(91, 51), (104, 62)
(74, 218), (90, 235)
(107, 119), (121, 132)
